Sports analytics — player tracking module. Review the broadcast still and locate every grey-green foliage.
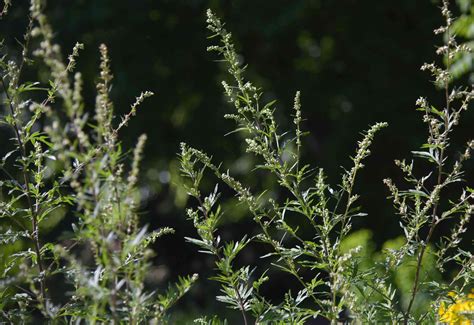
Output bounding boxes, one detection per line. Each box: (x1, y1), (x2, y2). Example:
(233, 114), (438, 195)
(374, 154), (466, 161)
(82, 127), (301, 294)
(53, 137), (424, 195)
(180, 2), (473, 324)
(0, 0), (195, 323)
(382, 1), (473, 323)
(0, 0), (10, 17)
(180, 8), (386, 325)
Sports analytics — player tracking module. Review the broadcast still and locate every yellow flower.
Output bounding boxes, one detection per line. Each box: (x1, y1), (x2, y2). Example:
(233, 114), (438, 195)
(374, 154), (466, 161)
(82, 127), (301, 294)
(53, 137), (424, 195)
(439, 289), (474, 325)
(448, 291), (457, 298)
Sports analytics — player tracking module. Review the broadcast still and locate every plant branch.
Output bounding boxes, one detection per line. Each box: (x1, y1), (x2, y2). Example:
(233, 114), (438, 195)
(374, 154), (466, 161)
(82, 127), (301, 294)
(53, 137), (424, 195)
(1, 76), (48, 312)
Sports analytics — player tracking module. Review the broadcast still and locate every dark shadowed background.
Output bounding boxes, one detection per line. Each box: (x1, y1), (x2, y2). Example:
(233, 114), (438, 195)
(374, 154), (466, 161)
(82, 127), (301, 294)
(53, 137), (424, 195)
(1, 0), (473, 322)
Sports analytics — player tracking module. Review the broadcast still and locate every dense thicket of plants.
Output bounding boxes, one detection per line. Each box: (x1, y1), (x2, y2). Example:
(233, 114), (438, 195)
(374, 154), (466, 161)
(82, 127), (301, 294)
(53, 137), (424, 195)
(1, 1), (195, 323)
(180, 3), (473, 323)
(1, 0), (473, 324)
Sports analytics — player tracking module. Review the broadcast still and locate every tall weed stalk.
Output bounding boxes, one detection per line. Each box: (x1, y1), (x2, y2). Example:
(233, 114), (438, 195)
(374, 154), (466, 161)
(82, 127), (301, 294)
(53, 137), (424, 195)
(180, 2), (473, 324)
(0, 1), (195, 323)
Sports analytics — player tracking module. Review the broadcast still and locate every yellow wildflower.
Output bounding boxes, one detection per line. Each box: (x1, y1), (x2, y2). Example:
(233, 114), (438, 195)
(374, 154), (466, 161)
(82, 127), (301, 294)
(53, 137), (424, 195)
(439, 289), (474, 324)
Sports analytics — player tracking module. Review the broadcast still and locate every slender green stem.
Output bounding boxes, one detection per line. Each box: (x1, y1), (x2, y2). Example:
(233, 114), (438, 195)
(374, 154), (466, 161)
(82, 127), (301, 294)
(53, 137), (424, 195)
(1, 76), (48, 311)
(404, 30), (452, 324)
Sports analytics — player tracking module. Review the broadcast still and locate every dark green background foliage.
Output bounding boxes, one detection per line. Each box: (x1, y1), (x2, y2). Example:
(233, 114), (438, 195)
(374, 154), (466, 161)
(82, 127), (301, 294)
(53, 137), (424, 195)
(1, 0), (473, 321)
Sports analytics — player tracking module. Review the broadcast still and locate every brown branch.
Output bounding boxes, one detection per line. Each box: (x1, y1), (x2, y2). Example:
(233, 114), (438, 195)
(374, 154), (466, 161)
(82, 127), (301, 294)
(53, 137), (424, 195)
(404, 23), (452, 323)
